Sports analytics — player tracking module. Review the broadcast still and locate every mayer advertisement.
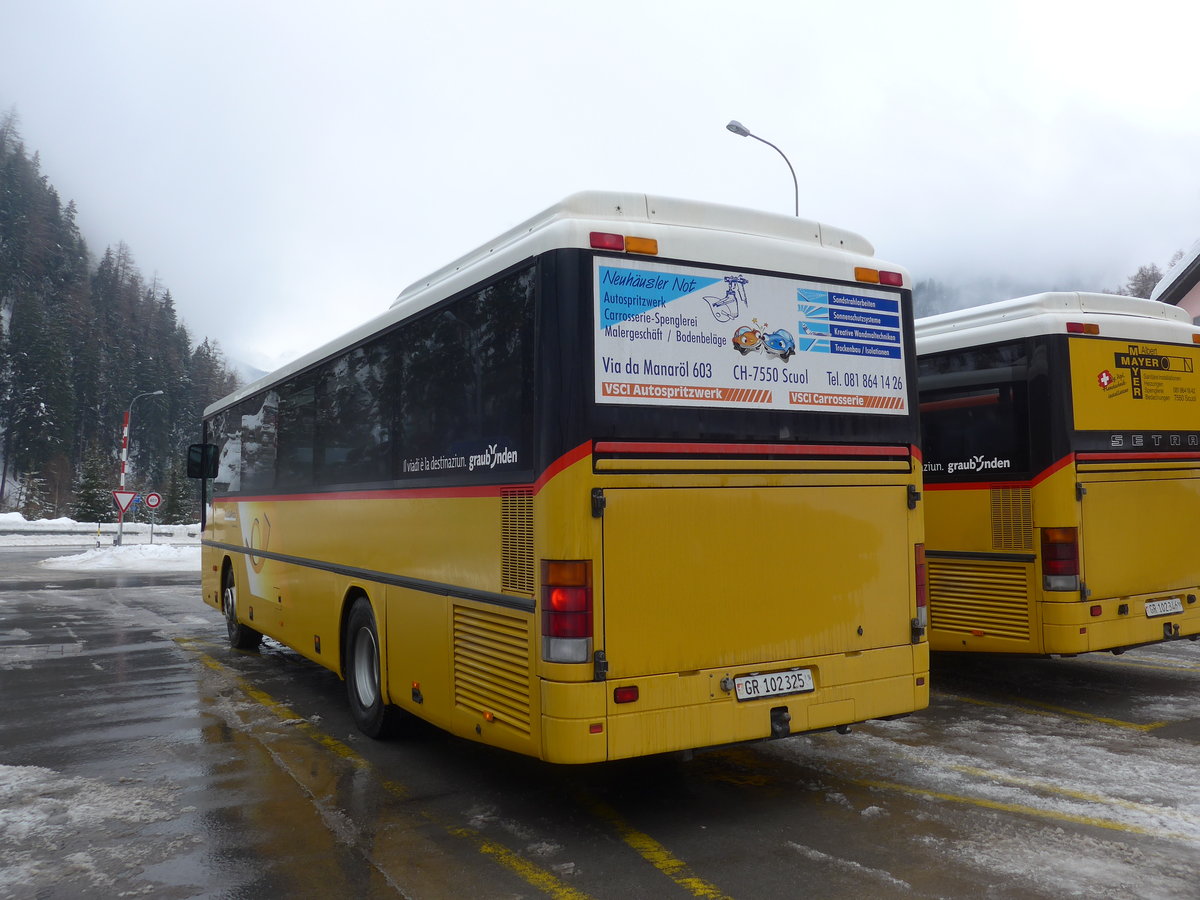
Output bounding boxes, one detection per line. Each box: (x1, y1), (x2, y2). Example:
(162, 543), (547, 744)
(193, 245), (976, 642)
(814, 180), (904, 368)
(593, 259), (908, 415)
(1070, 337), (1200, 432)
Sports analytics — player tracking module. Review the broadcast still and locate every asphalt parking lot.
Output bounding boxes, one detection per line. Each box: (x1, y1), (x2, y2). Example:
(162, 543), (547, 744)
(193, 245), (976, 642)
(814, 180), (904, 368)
(3, 546), (1200, 899)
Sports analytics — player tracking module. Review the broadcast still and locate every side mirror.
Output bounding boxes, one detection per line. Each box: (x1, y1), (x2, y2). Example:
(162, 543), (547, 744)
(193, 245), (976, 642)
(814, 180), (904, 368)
(187, 443), (219, 479)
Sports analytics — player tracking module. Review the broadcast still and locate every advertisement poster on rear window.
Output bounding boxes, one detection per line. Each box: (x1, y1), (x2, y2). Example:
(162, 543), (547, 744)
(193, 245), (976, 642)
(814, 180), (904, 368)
(593, 259), (908, 415)
(1070, 336), (1200, 434)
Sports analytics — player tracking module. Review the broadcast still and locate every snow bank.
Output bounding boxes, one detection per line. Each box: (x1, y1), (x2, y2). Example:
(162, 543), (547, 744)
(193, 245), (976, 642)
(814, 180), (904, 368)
(38, 544), (200, 572)
(0, 514), (201, 569)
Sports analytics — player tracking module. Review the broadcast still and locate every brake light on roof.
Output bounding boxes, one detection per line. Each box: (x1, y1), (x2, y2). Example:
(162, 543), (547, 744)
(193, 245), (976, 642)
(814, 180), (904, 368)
(1066, 322), (1100, 334)
(589, 232), (659, 255)
(1042, 527), (1080, 592)
(854, 267), (903, 286)
(590, 232), (624, 251)
(542, 560), (593, 663)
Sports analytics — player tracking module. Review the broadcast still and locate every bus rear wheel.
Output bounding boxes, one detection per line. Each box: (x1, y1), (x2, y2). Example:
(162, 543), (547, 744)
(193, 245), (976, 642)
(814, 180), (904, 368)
(222, 566), (262, 651)
(345, 597), (401, 738)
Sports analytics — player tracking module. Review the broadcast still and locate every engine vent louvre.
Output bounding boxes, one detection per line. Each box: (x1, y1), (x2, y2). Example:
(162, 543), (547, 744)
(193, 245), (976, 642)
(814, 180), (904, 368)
(991, 487), (1033, 551)
(453, 605), (532, 735)
(501, 489), (534, 595)
(929, 558), (1032, 640)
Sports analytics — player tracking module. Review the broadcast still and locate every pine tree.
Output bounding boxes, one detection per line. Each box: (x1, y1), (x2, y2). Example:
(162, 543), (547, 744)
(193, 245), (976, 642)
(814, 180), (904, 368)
(17, 476), (48, 520)
(160, 459), (198, 524)
(71, 446), (117, 523)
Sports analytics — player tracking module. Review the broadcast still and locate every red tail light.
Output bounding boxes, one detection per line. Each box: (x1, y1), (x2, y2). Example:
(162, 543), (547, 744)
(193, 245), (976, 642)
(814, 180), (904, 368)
(912, 543), (928, 641)
(915, 543), (928, 609)
(589, 232), (624, 251)
(542, 560), (593, 663)
(545, 586), (590, 637)
(1042, 527), (1080, 591)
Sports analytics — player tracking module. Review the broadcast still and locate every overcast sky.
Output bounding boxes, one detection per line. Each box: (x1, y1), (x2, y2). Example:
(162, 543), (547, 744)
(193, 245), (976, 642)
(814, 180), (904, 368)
(4, 1), (1199, 371)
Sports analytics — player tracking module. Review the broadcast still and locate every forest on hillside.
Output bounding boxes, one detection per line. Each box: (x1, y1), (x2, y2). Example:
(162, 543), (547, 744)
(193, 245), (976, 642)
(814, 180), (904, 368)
(0, 114), (240, 523)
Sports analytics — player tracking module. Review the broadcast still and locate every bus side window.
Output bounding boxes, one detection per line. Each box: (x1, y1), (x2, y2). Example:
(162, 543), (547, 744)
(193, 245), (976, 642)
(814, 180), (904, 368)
(277, 375), (317, 489)
(210, 408), (241, 493)
(317, 344), (392, 487)
(240, 391), (279, 493)
(398, 266), (534, 476)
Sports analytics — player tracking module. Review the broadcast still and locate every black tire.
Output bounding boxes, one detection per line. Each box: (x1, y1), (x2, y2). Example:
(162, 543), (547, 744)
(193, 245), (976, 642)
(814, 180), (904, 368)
(222, 566), (262, 651)
(344, 597), (401, 738)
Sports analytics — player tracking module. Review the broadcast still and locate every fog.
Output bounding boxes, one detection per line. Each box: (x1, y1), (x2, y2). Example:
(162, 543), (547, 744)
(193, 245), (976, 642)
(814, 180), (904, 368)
(3, 0), (1198, 370)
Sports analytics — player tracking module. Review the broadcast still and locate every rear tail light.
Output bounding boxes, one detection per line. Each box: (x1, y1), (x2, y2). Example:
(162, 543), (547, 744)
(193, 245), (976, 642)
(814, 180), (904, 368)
(589, 232), (624, 251)
(912, 543), (928, 641)
(1066, 322), (1100, 335)
(542, 560), (593, 663)
(1042, 527), (1080, 592)
(854, 267), (904, 286)
(589, 232), (658, 255)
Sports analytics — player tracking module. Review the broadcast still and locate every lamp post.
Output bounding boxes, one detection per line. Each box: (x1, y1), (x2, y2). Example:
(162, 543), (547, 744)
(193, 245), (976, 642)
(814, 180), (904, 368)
(117, 389), (164, 545)
(725, 120), (799, 217)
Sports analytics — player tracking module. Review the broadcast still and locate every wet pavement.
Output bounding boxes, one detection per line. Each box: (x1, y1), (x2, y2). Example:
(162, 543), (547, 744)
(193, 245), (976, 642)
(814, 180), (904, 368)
(3, 546), (1200, 899)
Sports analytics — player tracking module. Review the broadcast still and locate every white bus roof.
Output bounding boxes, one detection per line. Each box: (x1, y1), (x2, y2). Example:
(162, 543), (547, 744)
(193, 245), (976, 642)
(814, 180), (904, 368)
(391, 190), (891, 314)
(915, 292), (1198, 356)
(208, 191), (906, 417)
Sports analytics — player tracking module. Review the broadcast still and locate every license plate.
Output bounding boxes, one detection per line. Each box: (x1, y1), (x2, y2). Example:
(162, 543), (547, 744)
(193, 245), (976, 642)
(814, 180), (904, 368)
(1146, 597), (1184, 618)
(734, 668), (814, 701)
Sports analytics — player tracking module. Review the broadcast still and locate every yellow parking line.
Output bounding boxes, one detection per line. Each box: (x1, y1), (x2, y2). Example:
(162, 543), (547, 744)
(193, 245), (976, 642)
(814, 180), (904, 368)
(935, 690), (1167, 731)
(193, 652), (369, 765)
(939, 761), (1200, 828)
(853, 778), (1193, 842)
(178, 639), (593, 900)
(579, 796), (734, 900)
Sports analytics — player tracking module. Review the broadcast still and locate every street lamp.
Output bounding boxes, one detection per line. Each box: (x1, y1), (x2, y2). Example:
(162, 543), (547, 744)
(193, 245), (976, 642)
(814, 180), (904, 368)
(117, 389), (164, 545)
(725, 120), (799, 217)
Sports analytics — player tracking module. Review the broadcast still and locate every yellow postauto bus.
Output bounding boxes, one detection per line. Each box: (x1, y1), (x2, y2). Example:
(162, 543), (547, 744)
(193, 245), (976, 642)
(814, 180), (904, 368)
(188, 191), (929, 763)
(916, 292), (1200, 655)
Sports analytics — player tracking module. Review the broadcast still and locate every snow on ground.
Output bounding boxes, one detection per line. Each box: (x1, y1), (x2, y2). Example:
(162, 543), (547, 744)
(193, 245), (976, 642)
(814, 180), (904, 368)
(37, 543), (200, 572)
(0, 512), (200, 572)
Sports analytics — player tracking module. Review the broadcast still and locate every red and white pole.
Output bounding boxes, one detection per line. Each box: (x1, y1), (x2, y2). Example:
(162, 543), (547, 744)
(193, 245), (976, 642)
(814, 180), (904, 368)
(117, 410), (130, 544)
(119, 411), (130, 490)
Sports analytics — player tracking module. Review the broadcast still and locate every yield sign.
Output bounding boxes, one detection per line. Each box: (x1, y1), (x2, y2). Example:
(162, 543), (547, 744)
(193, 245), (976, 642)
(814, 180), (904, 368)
(112, 490), (138, 514)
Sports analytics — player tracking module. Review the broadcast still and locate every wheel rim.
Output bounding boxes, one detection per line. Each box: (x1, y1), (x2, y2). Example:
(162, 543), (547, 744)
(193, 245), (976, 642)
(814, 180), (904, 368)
(352, 626), (380, 708)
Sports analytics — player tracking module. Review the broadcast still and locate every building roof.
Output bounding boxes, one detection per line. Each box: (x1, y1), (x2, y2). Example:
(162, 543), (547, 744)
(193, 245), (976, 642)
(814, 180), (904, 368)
(1151, 238), (1200, 308)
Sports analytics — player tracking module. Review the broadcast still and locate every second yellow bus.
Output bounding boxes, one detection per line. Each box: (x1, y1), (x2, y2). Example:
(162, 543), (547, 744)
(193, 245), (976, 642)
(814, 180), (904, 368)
(916, 291), (1200, 655)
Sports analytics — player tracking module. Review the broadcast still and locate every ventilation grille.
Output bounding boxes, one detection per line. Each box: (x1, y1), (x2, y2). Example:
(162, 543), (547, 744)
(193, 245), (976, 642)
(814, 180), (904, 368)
(501, 489), (534, 595)
(990, 487), (1033, 551)
(929, 559), (1032, 640)
(453, 605), (532, 735)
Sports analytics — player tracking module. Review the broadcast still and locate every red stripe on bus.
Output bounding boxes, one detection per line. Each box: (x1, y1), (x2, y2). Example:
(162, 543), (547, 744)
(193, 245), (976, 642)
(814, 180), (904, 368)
(213, 442), (596, 505)
(923, 453), (1076, 491)
(593, 441), (911, 458)
(533, 441), (593, 490)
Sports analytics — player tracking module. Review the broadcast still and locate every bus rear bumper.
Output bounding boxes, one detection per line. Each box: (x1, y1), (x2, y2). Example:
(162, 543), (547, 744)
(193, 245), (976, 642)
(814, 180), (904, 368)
(1042, 589), (1200, 654)
(539, 644), (929, 764)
